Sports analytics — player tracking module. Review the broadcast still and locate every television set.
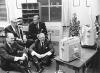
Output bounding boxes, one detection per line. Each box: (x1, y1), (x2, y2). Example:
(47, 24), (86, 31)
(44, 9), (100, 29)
(59, 37), (81, 62)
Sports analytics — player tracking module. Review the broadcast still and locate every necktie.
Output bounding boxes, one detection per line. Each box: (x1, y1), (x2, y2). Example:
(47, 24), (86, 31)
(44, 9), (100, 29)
(8, 43), (11, 48)
(36, 23), (39, 29)
(41, 42), (44, 48)
(16, 27), (21, 38)
(8, 43), (13, 52)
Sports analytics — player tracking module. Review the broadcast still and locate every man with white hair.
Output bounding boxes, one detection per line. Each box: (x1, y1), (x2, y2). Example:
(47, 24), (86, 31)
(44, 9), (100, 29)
(5, 20), (23, 39)
(29, 33), (54, 73)
(5, 19), (27, 42)
(0, 33), (27, 73)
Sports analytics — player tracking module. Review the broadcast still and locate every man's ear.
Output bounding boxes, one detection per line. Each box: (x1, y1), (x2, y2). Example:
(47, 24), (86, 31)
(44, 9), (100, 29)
(37, 34), (39, 39)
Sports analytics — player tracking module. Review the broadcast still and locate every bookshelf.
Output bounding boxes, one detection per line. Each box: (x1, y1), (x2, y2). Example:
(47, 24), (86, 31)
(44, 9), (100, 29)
(22, 3), (40, 23)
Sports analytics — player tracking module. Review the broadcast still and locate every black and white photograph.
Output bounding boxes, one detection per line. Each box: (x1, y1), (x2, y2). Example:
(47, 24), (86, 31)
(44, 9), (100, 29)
(0, 0), (99, 73)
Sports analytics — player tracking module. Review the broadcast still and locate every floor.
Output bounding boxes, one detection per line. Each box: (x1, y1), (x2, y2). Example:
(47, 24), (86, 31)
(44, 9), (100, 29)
(0, 59), (100, 73)
(0, 41), (100, 73)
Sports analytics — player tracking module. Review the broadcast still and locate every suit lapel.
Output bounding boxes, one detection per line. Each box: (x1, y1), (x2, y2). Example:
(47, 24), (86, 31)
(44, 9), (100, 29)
(12, 25), (21, 38)
(15, 27), (20, 37)
(17, 28), (21, 38)
(44, 40), (47, 48)
(11, 25), (16, 33)
(6, 43), (13, 53)
(8, 26), (14, 33)
(11, 25), (18, 37)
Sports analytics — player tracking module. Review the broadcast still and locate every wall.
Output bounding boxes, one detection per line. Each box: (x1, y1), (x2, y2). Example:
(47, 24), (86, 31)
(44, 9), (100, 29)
(70, 0), (100, 27)
(1, 0), (100, 41)
(6, 0), (37, 21)
(45, 22), (62, 41)
(0, 0), (22, 27)
(0, 0), (37, 27)
(5, 0), (62, 41)
(97, 0), (100, 15)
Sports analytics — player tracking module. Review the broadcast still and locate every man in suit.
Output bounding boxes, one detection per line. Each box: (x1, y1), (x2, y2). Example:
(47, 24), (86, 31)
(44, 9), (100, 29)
(29, 15), (48, 40)
(29, 33), (54, 73)
(5, 20), (23, 39)
(0, 33), (27, 73)
(5, 19), (27, 46)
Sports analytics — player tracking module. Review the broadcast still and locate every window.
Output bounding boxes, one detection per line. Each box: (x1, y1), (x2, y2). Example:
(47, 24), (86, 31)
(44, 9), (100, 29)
(37, 0), (62, 22)
(0, 0), (7, 21)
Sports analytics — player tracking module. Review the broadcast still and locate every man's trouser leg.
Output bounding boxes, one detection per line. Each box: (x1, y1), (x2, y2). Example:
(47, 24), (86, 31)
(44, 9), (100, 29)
(31, 56), (42, 72)
(41, 55), (52, 66)
(1, 62), (26, 73)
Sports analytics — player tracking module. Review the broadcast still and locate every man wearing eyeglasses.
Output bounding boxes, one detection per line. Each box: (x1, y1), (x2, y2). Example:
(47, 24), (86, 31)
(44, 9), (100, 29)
(29, 33), (54, 73)
(0, 33), (27, 73)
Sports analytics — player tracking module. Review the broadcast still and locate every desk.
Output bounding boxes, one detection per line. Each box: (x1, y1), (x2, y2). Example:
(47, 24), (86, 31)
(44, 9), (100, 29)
(54, 48), (97, 73)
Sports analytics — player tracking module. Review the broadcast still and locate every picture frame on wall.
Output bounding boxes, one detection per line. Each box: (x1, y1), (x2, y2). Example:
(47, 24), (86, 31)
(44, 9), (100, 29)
(16, 0), (27, 9)
(73, 0), (80, 7)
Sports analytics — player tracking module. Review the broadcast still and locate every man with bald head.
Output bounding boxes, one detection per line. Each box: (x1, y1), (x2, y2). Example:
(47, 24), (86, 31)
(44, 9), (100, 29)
(0, 33), (27, 73)
(29, 33), (54, 73)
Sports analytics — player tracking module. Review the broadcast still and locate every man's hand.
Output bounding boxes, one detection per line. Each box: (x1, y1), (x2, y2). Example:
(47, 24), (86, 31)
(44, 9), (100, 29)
(20, 53), (27, 61)
(31, 51), (35, 56)
(31, 50), (45, 58)
(14, 56), (25, 61)
(31, 51), (43, 58)
(38, 52), (52, 58)
(22, 53), (27, 59)
(47, 51), (52, 55)
(39, 53), (50, 58)
(40, 54), (46, 58)
(20, 56), (26, 61)
(23, 35), (27, 43)
(14, 57), (21, 61)
(44, 51), (52, 56)
(14, 53), (27, 61)
(37, 55), (43, 58)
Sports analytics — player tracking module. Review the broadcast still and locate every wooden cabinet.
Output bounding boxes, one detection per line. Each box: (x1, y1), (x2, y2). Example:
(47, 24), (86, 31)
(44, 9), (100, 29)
(22, 3), (40, 23)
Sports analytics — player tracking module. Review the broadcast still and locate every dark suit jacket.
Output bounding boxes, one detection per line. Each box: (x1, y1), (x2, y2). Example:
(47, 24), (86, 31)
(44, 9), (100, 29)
(29, 39), (54, 55)
(29, 22), (48, 40)
(0, 41), (24, 67)
(5, 25), (23, 39)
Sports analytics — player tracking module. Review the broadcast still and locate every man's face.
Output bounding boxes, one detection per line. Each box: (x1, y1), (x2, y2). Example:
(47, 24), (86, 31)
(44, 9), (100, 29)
(17, 19), (22, 25)
(39, 36), (45, 42)
(6, 33), (15, 44)
(33, 15), (39, 24)
(38, 33), (45, 42)
(11, 21), (18, 28)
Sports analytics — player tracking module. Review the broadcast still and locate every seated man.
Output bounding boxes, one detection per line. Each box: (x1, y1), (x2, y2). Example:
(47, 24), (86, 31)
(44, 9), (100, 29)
(0, 33), (28, 73)
(5, 19), (27, 46)
(29, 33), (54, 73)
